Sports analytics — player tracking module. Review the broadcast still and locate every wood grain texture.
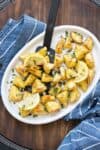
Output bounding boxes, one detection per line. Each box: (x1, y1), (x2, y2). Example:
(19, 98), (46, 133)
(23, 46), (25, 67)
(0, 0), (100, 150)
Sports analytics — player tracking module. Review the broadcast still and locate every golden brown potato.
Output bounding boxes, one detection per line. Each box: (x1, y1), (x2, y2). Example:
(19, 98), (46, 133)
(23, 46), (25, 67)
(69, 87), (80, 103)
(13, 76), (25, 88)
(71, 32), (83, 43)
(9, 85), (23, 102)
(45, 56), (50, 63)
(78, 80), (88, 92)
(53, 73), (61, 84)
(60, 67), (66, 80)
(84, 37), (93, 50)
(23, 53), (45, 67)
(25, 74), (36, 86)
(32, 53), (45, 66)
(43, 63), (54, 74)
(85, 53), (94, 68)
(66, 69), (77, 79)
(54, 55), (63, 67)
(41, 73), (53, 82)
(29, 66), (42, 78)
(75, 45), (89, 60)
(16, 65), (28, 78)
(45, 101), (61, 113)
(55, 37), (65, 53)
(64, 54), (77, 68)
(49, 86), (61, 96)
(37, 47), (47, 56)
(87, 69), (95, 84)
(23, 53), (35, 67)
(32, 79), (47, 93)
(19, 107), (31, 117)
(32, 104), (47, 116)
(57, 91), (68, 107)
(64, 80), (76, 91)
(41, 95), (55, 104)
(64, 36), (72, 49)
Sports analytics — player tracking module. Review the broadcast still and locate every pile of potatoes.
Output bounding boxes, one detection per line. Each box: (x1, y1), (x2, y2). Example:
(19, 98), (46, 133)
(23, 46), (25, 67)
(9, 31), (95, 117)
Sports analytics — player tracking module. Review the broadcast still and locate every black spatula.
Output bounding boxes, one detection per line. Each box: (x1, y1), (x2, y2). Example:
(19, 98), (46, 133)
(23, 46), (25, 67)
(36, 0), (60, 63)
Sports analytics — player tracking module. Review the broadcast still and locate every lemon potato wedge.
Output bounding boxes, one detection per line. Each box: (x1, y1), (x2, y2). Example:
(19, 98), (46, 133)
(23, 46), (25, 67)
(75, 61), (88, 83)
(17, 93), (40, 111)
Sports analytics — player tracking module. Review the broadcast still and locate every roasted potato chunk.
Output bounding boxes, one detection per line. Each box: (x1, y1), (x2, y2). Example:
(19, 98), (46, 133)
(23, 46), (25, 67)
(13, 76), (25, 88)
(23, 53), (45, 67)
(19, 108), (31, 117)
(53, 73), (61, 84)
(84, 37), (93, 50)
(64, 80), (76, 91)
(45, 55), (50, 63)
(9, 85), (23, 102)
(64, 36), (72, 49)
(42, 73), (53, 82)
(69, 87), (80, 103)
(32, 79), (47, 93)
(78, 80), (88, 91)
(43, 63), (54, 74)
(64, 54), (77, 68)
(60, 67), (66, 80)
(54, 55), (63, 67)
(32, 104), (47, 115)
(71, 32), (83, 43)
(37, 47), (47, 56)
(41, 95), (55, 104)
(45, 101), (61, 113)
(32, 53), (45, 66)
(16, 65), (28, 78)
(85, 53), (94, 68)
(29, 66), (42, 78)
(23, 53), (35, 67)
(56, 37), (65, 53)
(25, 74), (35, 86)
(57, 91), (69, 107)
(87, 69), (95, 84)
(49, 86), (61, 96)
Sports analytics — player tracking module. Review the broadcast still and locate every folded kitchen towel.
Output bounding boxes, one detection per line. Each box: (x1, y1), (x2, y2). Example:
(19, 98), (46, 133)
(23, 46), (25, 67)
(0, 14), (46, 91)
(0, 15), (100, 150)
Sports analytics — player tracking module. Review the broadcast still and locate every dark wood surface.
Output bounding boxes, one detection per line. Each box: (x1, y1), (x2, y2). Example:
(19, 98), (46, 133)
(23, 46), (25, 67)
(0, 0), (100, 150)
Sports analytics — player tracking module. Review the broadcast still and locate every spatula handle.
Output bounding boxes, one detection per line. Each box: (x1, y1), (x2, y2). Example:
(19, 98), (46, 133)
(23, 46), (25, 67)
(43, 0), (60, 49)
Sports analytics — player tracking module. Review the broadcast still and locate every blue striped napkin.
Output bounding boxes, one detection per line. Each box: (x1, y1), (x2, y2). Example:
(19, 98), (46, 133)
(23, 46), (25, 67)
(91, 0), (100, 6)
(0, 15), (100, 150)
(0, 14), (46, 89)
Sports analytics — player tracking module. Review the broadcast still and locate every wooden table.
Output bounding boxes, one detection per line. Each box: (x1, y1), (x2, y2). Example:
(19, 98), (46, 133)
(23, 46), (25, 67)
(0, 0), (100, 150)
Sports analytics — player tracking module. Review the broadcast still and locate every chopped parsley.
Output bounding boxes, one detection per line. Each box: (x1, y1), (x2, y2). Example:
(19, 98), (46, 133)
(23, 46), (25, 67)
(71, 52), (76, 58)
(65, 31), (68, 38)
(33, 115), (38, 117)
(11, 68), (14, 72)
